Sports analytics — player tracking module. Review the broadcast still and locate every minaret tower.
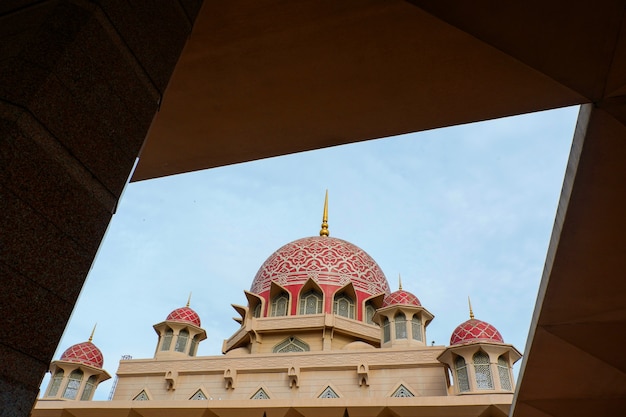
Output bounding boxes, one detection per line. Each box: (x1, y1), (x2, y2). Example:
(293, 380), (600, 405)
(374, 274), (434, 347)
(153, 294), (207, 358)
(438, 298), (522, 394)
(42, 325), (111, 401)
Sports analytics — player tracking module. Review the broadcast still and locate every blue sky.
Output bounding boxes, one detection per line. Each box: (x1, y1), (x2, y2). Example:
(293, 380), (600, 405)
(41, 106), (579, 400)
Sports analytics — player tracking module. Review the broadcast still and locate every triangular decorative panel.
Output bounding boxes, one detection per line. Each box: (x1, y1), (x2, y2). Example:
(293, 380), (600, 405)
(391, 384), (414, 397)
(251, 388), (270, 399)
(190, 389), (207, 400)
(319, 386), (339, 398)
(133, 390), (149, 401)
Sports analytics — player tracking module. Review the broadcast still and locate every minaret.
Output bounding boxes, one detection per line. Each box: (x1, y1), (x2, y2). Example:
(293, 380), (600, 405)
(42, 325), (111, 401)
(374, 275), (434, 347)
(437, 298), (522, 395)
(153, 295), (207, 359)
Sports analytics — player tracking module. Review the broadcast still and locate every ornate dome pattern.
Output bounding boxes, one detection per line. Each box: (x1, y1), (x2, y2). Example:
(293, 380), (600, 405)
(251, 236), (390, 296)
(450, 319), (504, 345)
(60, 342), (104, 368)
(383, 289), (421, 307)
(166, 306), (201, 327)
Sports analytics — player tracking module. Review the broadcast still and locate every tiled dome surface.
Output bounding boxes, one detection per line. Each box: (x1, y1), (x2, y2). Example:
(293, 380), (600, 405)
(251, 236), (390, 297)
(60, 342), (104, 368)
(450, 319), (504, 345)
(166, 306), (201, 327)
(383, 289), (421, 307)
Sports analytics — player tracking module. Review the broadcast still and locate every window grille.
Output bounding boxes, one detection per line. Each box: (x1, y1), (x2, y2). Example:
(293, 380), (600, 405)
(80, 375), (98, 400)
(473, 352), (494, 389)
(273, 336), (310, 353)
(271, 293), (289, 317)
(392, 384), (415, 397)
(190, 389), (207, 400)
(383, 317), (391, 342)
(47, 370), (64, 397)
(251, 388), (270, 399)
(63, 369), (83, 399)
(175, 329), (189, 353)
(161, 328), (173, 351)
(133, 390), (149, 400)
(365, 303), (376, 325)
(498, 356), (512, 390)
(300, 290), (323, 314)
(319, 386), (339, 398)
(411, 316), (422, 341)
(334, 294), (354, 319)
(455, 356), (470, 393)
(395, 313), (407, 339)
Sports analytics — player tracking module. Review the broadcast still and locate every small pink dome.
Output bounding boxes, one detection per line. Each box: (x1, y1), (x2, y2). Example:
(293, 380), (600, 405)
(60, 341), (104, 369)
(450, 319), (504, 345)
(383, 289), (421, 307)
(166, 306), (201, 327)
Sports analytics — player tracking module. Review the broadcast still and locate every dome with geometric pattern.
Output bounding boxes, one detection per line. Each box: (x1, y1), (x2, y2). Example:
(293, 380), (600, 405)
(60, 341), (104, 369)
(166, 306), (201, 327)
(450, 318), (504, 345)
(383, 289), (421, 307)
(251, 236), (390, 298)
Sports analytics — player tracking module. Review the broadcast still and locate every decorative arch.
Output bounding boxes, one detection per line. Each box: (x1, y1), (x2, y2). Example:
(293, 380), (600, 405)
(273, 336), (310, 353)
(473, 351), (494, 390)
(333, 283), (357, 319)
(298, 278), (324, 315)
(244, 290), (264, 318)
(269, 282), (290, 317)
(62, 368), (83, 399)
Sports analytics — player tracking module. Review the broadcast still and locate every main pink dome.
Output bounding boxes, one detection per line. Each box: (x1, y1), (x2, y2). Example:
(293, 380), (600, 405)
(251, 236), (390, 296)
(166, 306), (201, 327)
(383, 289), (421, 307)
(450, 319), (504, 345)
(60, 341), (104, 369)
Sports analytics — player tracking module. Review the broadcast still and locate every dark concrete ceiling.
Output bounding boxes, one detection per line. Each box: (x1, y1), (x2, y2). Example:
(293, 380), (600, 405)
(130, 1), (626, 416)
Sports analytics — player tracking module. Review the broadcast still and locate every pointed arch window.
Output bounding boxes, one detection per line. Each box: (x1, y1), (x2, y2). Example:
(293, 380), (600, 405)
(175, 329), (189, 353)
(498, 355), (512, 390)
(80, 375), (98, 400)
(333, 293), (354, 319)
(473, 351), (494, 389)
(271, 292), (289, 317)
(47, 369), (64, 397)
(161, 328), (173, 351)
(411, 315), (422, 341)
(253, 303), (262, 318)
(300, 290), (323, 314)
(382, 317), (391, 342)
(190, 389), (207, 400)
(395, 313), (407, 339)
(62, 369), (83, 399)
(455, 356), (470, 393)
(365, 303), (376, 325)
(273, 336), (310, 353)
(189, 335), (200, 356)
(251, 388), (270, 399)
(319, 386), (339, 398)
(133, 390), (149, 400)
(392, 384), (415, 397)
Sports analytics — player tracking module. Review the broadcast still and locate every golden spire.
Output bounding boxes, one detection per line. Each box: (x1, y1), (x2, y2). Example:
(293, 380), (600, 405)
(319, 190), (329, 237)
(468, 296), (475, 320)
(186, 292), (192, 307)
(88, 323), (97, 342)
(398, 273), (403, 290)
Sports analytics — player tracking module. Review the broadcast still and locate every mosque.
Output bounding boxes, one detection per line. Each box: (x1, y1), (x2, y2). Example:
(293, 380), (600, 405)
(33, 194), (521, 417)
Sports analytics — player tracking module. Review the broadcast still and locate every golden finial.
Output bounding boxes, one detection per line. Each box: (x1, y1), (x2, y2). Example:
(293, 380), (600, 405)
(398, 274), (403, 290)
(186, 292), (192, 307)
(468, 296), (475, 320)
(319, 190), (329, 237)
(88, 323), (97, 342)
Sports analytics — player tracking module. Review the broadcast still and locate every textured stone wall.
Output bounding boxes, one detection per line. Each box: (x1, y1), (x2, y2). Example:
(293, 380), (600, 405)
(0, 1), (202, 415)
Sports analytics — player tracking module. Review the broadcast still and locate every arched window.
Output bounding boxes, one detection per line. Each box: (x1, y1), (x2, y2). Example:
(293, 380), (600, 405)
(175, 329), (189, 353)
(47, 369), (64, 397)
(189, 335), (200, 356)
(411, 315), (422, 341)
(473, 351), (494, 389)
(300, 290), (323, 314)
(161, 328), (173, 351)
(80, 375), (98, 400)
(395, 313), (407, 339)
(497, 355), (512, 390)
(333, 293), (354, 319)
(455, 356), (470, 393)
(253, 303), (262, 318)
(273, 336), (310, 353)
(365, 303), (376, 325)
(271, 292), (289, 317)
(382, 317), (391, 342)
(63, 369), (83, 399)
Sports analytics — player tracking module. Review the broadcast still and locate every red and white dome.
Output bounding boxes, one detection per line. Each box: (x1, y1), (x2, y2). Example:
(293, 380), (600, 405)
(450, 318), (504, 345)
(60, 341), (104, 369)
(251, 236), (390, 318)
(166, 306), (201, 327)
(383, 289), (422, 307)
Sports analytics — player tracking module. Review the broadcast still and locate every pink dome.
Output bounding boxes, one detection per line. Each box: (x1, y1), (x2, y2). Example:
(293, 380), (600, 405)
(450, 319), (504, 345)
(166, 306), (201, 327)
(383, 289), (421, 307)
(60, 341), (104, 369)
(251, 236), (390, 297)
